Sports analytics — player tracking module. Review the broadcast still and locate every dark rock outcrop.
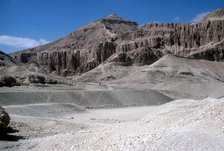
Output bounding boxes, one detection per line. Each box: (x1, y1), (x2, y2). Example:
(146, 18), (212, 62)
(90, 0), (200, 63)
(28, 75), (46, 84)
(0, 51), (16, 66)
(0, 76), (17, 87)
(0, 106), (10, 135)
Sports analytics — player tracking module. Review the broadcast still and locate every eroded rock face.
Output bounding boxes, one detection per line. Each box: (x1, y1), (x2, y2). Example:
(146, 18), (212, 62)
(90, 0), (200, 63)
(188, 40), (224, 61)
(108, 47), (163, 65)
(120, 20), (224, 55)
(10, 8), (224, 76)
(37, 50), (80, 75)
(0, 106), (10, 135)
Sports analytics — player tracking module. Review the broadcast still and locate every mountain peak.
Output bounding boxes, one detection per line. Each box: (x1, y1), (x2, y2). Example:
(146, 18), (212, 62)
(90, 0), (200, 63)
(102, 13), (138, 26)
(106, 13), (119, 18)
(104, 13), (129, 21)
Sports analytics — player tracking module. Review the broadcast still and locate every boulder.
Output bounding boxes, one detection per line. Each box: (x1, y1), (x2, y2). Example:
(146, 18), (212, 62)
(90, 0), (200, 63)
(0, 76), (17, 87)
(28, 75), (46, 84)
(0, 106), (10, 135)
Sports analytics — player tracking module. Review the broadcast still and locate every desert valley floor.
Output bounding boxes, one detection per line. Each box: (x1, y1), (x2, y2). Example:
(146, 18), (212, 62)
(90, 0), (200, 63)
(0, 86), (224, 151)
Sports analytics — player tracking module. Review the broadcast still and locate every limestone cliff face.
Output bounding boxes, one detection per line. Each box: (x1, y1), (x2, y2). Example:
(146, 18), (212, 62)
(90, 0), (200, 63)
(116, 19), (224, 58)
(37, 41), (116, 75)
(10, 9), (224, 76)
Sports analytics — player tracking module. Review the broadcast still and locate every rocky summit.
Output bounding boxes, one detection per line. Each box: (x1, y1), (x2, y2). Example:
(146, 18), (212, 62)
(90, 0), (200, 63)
(9, 8), (224, 76)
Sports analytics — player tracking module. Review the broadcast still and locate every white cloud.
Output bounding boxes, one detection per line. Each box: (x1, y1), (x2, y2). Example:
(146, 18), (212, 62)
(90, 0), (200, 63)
(0, 35), (50, 49)
(173, 17), (180, 21)
(191, 12), (210, 23)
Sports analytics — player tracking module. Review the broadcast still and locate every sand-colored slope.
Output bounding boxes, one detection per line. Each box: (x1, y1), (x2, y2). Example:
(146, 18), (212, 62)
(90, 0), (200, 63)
(72, 62), (138, 82)
(103, 55), (224, 99)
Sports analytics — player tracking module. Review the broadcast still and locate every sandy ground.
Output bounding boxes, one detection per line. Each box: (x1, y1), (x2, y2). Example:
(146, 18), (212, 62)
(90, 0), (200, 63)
(0, 98), (223, 151)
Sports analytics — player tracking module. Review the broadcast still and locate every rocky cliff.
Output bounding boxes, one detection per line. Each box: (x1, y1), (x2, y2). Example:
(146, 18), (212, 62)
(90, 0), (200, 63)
(10, 8), (224, 76)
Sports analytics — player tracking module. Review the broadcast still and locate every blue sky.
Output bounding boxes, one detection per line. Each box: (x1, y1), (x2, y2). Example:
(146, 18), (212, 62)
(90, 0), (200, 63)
(0, 0), (224, 53)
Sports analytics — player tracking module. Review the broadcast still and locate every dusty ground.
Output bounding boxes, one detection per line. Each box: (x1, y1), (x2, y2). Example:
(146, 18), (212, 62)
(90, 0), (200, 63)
(0, 98), (223, 151)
